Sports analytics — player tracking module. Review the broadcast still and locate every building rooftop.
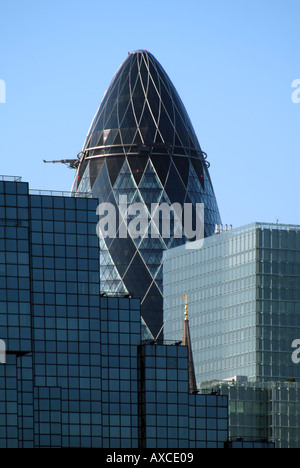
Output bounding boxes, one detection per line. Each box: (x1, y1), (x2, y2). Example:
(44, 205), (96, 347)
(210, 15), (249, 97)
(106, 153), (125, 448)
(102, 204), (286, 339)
(164, 221), (300, 259)
(0, 175), (22, 182)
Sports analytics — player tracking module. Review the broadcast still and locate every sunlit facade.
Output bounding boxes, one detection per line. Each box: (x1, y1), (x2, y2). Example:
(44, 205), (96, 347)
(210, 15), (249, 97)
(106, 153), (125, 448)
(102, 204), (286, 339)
(163, 223), (300, 383)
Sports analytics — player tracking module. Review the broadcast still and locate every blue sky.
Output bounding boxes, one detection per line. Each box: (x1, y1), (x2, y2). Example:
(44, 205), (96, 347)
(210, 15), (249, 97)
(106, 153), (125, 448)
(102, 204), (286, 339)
(0, 0), (299, 228)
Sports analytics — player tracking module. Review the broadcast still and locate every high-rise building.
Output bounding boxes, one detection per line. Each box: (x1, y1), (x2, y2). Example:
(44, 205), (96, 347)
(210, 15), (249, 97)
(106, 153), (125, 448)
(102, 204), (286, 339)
(163, 222), (300, 448)
(0, 177), (228, 449)
(163, 222), (300, 384)
(72, 50), (221, 337)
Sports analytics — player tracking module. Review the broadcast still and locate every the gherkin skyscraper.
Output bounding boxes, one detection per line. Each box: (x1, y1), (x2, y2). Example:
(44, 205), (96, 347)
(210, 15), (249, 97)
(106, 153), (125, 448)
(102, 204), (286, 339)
(73, 50), (221, 337)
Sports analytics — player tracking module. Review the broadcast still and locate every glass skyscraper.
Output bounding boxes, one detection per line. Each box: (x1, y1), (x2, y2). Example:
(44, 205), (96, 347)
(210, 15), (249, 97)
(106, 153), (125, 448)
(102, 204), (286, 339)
(163, 222), (300, 448)
(163, 223), (300, 383)
(72, 50), (221, 338)
(0, 177), (228, 449)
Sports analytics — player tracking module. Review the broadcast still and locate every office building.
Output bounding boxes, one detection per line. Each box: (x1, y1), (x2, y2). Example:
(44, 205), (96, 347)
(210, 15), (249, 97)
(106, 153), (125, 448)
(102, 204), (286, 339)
(71, 50), (222, 337)
(163, 222), (300, 448)
(163, 222), (300, 383)
(0, 177), (228, 448)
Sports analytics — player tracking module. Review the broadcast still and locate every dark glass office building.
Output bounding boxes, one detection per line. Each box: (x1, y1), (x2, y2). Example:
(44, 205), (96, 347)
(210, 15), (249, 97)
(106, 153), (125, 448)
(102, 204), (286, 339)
(0, 177), (228, 448)
(73, 50), (222, 337)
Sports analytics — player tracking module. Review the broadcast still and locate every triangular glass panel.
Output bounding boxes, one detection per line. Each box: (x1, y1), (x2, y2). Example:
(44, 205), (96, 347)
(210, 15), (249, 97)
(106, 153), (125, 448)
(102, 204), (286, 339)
(122, 250), (153, 301)
(147, 263), (161, 279)
(133, 130), (143, 146)
(140, 282), (163, 337)
(92, 161), (112, 196)
(141, 317), (155, 342)
(153, 131), (164, 146)
(154, 264), (163, 282)
(109, 236), (138, 279)
(191, 158), (205, 189)
(174, 133), (187, 156)
(112, 130), (122, 146)
(139, 124), (156, 146)
(104, 129), (118, 146)
(89, 158), (105, 189)
(116, 281), (129, 295)
(95, 131), (104, 148)
(173, 156), (190, 188)
(107, 156), (126, 187)
(121, 127), (136, 145)
(164, 162), (187, 205)
(150, 155), (171, 187)
(128, 154), (148, 186)
(139, 160), (160, 188)
(114, 159), (136, 191)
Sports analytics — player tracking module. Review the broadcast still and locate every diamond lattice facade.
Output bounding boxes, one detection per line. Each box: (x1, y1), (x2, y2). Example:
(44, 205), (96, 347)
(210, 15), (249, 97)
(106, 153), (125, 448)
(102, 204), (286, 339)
(73, 50), (221, 337)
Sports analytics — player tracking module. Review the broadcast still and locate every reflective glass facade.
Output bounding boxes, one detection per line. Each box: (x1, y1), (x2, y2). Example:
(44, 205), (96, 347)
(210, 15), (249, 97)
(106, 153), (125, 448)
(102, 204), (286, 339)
(73, 50), (221, 337)
(139, 345), (228, 448)
(163, 223), (300, 383)
(0, 179), (227, 448)
(226, 440), (275, 449)
(202, 380), (299, 449)
(0, 179), (101, 448)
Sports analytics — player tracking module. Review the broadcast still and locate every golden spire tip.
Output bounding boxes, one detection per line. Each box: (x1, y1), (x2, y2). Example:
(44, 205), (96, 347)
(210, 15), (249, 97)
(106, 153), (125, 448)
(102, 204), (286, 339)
(182, 295), (188, 320)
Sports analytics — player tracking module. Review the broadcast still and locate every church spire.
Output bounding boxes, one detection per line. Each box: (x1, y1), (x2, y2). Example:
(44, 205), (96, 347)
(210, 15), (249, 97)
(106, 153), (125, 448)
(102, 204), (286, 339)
(181, 295), (198, 394)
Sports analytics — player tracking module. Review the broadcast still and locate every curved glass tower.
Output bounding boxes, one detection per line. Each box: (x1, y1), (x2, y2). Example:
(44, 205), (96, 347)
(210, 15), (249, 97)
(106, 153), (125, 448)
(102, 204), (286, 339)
(73, 50), (221, 337)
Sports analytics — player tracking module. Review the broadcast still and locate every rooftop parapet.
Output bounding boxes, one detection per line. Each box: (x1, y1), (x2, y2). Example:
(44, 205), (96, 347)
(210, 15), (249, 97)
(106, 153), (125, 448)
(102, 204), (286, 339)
(0, 175), (22, 182)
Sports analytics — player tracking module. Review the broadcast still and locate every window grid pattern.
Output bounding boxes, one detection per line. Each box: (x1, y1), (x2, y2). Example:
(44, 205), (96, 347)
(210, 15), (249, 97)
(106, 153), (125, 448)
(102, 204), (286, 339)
(164, 225), (257, 382)
(256, 228), (300, 382)
(139, 345), (228, 448)
(164, 223), (300, 383)
(0, 180), (228, 448)
(100, 297), (141, 449)
(0, 182), (102, 448)
(204, 380), (300, 449)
